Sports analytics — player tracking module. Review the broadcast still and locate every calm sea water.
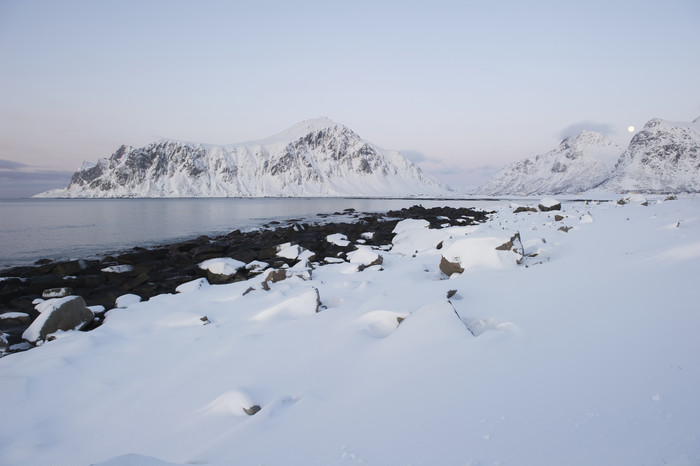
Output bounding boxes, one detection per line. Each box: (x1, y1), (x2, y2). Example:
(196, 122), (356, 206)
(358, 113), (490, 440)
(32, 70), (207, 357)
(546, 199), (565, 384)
(0, 197), (498, 269)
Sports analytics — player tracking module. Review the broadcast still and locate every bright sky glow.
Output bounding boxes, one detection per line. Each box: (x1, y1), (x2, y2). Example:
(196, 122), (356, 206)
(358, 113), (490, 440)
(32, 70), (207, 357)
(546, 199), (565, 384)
(1, 0), (699, 193)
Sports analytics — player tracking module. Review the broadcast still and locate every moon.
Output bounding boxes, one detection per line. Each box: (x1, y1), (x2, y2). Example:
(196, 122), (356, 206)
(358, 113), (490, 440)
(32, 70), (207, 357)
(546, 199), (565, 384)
(627, 125), (635, 133)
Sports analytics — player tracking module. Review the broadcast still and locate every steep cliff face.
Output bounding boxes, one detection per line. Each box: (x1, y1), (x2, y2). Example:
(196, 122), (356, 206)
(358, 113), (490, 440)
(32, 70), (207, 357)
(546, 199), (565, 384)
(478, 131), (622, 196)
(596, 117), (700, 193)
(37, 118), (449, 198)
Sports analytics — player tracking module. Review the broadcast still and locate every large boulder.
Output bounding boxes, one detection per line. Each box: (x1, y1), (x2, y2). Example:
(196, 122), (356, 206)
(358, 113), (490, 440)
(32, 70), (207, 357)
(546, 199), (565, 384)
(22, 296), (94, 343)
(538, 197), (562, 211)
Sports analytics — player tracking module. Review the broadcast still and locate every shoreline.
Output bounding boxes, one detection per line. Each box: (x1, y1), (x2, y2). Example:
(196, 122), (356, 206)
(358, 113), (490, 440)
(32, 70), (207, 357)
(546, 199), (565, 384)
(0, 204), (491, 353)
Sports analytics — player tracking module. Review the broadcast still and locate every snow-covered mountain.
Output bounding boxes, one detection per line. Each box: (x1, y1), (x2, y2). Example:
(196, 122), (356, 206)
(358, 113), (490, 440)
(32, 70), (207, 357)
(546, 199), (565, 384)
(596, 117), (700, 193)
(36, 118), (449, 198)
(478, 131), (622, 196)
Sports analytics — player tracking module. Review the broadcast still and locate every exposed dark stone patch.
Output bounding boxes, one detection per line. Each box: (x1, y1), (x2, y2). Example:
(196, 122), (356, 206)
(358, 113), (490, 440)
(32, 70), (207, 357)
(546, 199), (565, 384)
(244, 405), (261, 416)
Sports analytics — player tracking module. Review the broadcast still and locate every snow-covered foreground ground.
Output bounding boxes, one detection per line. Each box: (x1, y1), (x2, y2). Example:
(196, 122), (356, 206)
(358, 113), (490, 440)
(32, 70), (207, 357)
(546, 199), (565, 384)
(1, 196), (699, 466)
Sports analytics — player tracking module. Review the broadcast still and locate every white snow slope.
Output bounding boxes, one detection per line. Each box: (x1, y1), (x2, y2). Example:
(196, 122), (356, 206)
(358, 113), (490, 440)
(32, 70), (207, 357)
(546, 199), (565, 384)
(35, 117), (449, 198)
(1, 196), (700, 465)
(478, 130), (622, 195)
(597, 117), (700, 194)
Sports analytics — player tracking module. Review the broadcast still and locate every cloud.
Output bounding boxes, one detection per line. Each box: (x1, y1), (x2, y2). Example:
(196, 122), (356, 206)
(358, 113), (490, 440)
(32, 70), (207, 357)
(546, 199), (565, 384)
(0, 159), (73, 198)
(0, 159), (26, 170)
(399, 149), (441, 165)
(558, 121), (615, 140)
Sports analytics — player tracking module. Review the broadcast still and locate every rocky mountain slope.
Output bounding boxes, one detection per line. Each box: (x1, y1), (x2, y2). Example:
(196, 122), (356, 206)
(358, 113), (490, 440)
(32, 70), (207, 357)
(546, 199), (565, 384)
(478, 131), (622, 196)
(595, 117), (700, 193)
(36, 118), (449, 198)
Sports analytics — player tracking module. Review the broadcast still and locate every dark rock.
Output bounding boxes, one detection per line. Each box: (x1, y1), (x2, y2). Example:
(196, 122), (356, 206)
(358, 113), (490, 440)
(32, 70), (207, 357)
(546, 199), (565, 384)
(554, 214), (564, 221)
(264, 269), (288, 284)
(538, 201), (562, 212)
(50, 259), (92, 277)
(72, 274), (106, 288)
(513, 206), (537, 213)
(495, 232), (524, 263)
(25, 274), (64, 294)
(0, 311), (32, 326)
(447, 289), (457, 299)
(439, 256), (464, 277)
(243, 405), (261, 416)
(558, 226), (573, 233)
(120, 273), (150, 291)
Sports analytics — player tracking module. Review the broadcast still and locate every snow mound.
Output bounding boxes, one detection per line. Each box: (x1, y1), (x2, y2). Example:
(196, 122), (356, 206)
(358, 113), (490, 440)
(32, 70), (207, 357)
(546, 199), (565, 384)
(250, 288), (320, 321)
(356, 310), (408, 338)
(202, 389), (258, 417)
(93, 453), (180, 466)
(115, 294), (142, 309)
(175, 277), (210, 293)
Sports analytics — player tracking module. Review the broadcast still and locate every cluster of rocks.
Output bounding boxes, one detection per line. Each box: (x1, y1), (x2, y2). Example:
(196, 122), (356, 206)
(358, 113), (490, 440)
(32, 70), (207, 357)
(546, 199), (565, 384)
(0, 205), (490, 355)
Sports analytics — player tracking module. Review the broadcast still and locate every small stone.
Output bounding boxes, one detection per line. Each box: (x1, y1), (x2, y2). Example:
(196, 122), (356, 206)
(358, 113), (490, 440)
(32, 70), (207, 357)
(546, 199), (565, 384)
(554, 215), (564, 222)
(243, 405), (261, 416)
(447, 289), (457, 299)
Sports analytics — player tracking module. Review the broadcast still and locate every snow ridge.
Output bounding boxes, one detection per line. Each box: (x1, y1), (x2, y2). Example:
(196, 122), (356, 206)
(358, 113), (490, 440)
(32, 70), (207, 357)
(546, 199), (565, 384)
(36, 118), (449, 198)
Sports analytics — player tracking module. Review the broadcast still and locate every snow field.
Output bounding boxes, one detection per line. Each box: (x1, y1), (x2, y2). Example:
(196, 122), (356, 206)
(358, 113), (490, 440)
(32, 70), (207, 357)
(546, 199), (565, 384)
(0, 197), (699, 465)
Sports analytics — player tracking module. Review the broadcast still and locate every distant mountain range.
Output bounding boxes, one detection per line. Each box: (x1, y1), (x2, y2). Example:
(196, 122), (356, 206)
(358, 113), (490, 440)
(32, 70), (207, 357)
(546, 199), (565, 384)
(478, 130), (622, 196)
(35, 116), (700, 198)
(36, 118), (449, 198)
(479, 116), (700, 195)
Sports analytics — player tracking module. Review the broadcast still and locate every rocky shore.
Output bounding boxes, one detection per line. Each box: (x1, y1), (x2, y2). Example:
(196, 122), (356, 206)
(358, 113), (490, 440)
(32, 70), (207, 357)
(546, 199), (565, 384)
(0, 205), (490, 355)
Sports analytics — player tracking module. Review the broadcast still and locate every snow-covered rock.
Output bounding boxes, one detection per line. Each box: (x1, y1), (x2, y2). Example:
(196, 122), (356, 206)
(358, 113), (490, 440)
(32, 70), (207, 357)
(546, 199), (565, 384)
(198, 258), (246, 283)
(244, 260), (269, 275)
(277, 244), (303, 260)
(115, 294), (142, 309)
(101, 265), (134, 274)
(599, 117), (700, 193)
(538, 197), (561, 211)
(347, 246), (383, 270)
(35, 117), (450, 198)
(41, 287), (73, 299)
(478, 131), (622, 195)
(0, 312), (31, 325)
(326, 233), (350, 247)
(23, 296), (94, 343)
(440, 233), (523, 276)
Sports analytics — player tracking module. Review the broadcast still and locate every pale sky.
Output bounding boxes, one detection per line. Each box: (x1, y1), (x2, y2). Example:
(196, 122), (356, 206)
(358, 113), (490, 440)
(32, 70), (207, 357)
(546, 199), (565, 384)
(1, 0), (699, 196)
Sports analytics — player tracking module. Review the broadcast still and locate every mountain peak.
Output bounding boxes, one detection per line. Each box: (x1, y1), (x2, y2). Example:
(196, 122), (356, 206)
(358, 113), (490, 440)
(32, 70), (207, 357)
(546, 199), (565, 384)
(277, 117), (344, 139)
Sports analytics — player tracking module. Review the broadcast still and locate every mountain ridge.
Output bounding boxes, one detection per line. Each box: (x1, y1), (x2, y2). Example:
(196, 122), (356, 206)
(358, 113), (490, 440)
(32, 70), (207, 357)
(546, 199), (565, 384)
(36, 118), (450, 198)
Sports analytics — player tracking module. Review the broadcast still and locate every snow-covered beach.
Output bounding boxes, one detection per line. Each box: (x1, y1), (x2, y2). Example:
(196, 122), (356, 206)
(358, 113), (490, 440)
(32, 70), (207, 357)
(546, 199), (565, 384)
(1, 195), (699, 465)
